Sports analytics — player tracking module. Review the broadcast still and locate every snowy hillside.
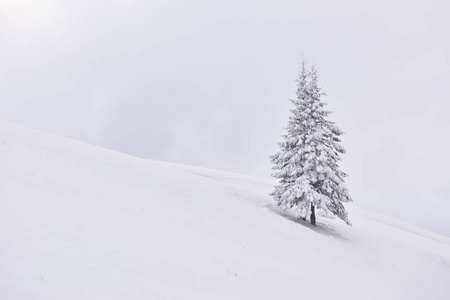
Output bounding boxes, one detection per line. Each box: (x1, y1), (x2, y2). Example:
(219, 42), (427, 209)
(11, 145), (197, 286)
(1, 122), (449, 300)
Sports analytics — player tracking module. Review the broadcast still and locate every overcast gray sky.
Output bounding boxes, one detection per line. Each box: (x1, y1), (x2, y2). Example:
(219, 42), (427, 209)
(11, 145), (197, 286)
(1, 0), (449, 236)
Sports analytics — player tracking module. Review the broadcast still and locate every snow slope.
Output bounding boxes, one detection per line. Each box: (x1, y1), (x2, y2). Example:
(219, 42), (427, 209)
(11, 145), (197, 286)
(1, 122), (449, 300)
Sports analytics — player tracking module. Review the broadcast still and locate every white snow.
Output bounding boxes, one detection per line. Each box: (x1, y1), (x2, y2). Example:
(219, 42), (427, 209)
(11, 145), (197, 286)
(1, 122), (449, 299)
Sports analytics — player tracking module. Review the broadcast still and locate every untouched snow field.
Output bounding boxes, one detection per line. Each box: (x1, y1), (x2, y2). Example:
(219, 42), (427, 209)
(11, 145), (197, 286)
(1, 122), (449, 300)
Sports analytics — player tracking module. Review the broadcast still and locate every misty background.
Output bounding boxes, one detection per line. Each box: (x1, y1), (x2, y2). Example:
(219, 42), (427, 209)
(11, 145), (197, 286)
(1, 0), (449, 236)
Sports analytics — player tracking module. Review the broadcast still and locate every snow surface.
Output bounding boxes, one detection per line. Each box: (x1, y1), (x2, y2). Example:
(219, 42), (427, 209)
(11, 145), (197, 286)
(1, 122), (449, 300)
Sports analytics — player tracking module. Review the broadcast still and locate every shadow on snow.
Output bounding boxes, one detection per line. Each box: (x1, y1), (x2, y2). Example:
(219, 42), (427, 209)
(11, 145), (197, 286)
(266, 204), (348, 241)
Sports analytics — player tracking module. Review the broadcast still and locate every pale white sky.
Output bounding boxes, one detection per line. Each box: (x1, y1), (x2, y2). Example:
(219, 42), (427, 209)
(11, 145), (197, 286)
(1, 0), (449, 235)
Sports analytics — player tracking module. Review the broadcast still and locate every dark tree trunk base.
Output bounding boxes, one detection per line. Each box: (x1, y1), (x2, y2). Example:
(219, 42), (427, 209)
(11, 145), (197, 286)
(310, 204), (316, 226)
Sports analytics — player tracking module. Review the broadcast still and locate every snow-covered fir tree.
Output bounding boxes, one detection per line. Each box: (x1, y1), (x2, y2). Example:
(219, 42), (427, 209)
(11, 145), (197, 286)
(271, 61), (352, 226)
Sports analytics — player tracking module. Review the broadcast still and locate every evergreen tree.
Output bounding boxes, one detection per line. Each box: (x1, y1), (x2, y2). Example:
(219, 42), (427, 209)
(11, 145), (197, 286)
(271, 61), (352, 226)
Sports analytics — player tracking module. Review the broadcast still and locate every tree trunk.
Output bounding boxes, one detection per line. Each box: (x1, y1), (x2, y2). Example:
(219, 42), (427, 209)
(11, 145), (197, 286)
(310, 204), (316, 226)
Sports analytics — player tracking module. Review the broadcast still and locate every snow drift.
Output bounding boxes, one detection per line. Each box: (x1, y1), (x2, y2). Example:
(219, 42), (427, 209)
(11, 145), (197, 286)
(1, 122), (449, 300)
